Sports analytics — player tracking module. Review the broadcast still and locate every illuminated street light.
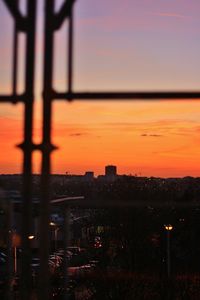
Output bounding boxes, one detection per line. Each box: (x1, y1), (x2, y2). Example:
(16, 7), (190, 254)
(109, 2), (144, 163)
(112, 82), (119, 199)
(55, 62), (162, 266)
(49, 222), (56, 226)
(28, 235), (35, 240)
(164, 224), (173, 231)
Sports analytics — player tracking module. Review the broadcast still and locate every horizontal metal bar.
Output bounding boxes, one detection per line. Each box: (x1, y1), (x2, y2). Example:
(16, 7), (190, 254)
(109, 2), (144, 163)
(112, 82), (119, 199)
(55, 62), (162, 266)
(16, 142), (58, 152)
(0, 94), (25, 103)
(53, 91), (200, 101)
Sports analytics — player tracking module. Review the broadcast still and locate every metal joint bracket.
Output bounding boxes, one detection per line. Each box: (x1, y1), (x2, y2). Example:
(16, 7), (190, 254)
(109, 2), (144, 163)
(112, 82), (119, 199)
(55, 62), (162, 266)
(53, 0), (75, 30)
(2, 0), (27, 32)
(41, 142), (58, 152)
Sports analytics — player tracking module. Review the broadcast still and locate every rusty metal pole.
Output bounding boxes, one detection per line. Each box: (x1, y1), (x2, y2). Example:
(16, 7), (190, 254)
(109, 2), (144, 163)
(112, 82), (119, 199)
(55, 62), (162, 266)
(20, 1), (37, 300)
(12, 0), (18, 96)
(6, 201), (14, 300)
(67, 6), (74, 94)
(39, 0), (55, 299)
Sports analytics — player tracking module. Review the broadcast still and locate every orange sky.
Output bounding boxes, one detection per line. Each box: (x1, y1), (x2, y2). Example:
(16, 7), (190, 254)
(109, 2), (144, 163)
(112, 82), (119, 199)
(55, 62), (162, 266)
(1, 0), (200, 177)
(1, 100), (200, 177)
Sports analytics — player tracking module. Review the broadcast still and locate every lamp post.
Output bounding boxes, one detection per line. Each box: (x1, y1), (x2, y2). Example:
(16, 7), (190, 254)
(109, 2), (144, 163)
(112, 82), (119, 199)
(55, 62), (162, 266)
(164, 224), (173, 278)
(12, 231), (22, 275)
(50, 222), (59, 252)
(12, 234), (34, 276)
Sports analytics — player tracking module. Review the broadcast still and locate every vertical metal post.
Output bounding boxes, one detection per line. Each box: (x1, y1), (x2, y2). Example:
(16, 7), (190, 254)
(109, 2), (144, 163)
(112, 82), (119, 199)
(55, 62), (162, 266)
(14, 246), (17, 274)
(12, 0), (18, 96)
(63, 205), (70, 300)
(167, 231), (171, 278)
(39, 0), (54, 299)
(68, 8), (74, 94)
(54, 227), (58, 267)
(7, 201), (14, 300)
(20, 1), (37, 300)
(55, 227), (58, 251)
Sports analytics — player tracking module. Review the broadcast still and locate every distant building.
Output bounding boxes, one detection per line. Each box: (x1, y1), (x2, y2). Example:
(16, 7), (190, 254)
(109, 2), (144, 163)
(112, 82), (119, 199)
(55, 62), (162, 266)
(84, 171), (94, 180)
(105, 165), (117, 177)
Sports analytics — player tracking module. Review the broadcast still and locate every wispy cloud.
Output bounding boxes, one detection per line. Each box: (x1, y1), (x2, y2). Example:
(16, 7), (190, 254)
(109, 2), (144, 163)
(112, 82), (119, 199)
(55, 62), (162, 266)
(69, 133), (87, 137)
(141, 134), (164, 137)
(150, 12), (189, 19)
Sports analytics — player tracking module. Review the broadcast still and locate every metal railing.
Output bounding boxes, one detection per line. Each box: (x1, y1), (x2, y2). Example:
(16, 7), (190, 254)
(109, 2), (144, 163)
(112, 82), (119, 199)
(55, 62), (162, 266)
(0, 0), (200, 299)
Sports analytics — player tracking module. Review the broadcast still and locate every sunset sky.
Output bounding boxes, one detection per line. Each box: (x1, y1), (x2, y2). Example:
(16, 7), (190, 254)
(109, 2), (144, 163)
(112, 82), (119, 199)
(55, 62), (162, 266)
(1, 0), (200, 177)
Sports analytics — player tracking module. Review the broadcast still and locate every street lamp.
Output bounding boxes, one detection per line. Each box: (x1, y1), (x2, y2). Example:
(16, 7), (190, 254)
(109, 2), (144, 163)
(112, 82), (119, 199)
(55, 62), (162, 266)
(165, 225), (173, 231)
(49, 222), (59, 252)
(49, 222), (56, 226)
(164, 224), (173, 278)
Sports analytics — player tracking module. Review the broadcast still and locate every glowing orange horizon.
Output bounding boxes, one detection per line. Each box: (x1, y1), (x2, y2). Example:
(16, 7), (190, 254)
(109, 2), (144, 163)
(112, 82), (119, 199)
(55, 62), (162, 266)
(1, 100), (200, 178)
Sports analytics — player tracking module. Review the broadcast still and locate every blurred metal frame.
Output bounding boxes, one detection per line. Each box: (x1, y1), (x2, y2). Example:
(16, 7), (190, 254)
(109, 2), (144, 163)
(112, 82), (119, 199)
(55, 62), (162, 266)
(1, 0), (200, 299)
(0, 1), (36, 300)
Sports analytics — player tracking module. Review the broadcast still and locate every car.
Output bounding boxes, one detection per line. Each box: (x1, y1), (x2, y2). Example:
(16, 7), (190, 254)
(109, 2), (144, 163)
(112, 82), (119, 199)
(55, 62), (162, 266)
(67, 247), (81, 255)
(0, 252), (7, 263)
